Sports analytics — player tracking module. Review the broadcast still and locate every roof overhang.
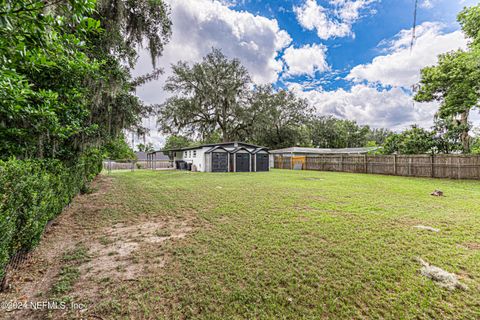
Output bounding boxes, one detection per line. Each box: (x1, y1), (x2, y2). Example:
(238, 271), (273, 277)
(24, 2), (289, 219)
(151, 141), (268, 154)
(252, 147), (270, 154)
(204, 146), (230, 153)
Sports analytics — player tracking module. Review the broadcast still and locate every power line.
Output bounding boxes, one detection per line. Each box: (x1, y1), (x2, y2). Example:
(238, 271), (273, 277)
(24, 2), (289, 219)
(410, 0), (419, 52)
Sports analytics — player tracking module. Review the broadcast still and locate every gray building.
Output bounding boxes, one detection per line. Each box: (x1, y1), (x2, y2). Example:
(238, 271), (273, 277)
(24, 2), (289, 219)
(135, 151), (169, 161)
(269, 147), (380, 169)
(269, 146), (379, 157)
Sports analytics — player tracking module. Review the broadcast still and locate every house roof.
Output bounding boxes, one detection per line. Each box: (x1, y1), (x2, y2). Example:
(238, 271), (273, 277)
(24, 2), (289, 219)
(137, 151), (169, 160)
(154, 141), (267, 153)
(269, 147), (379, 155)
(135, 151), (148, 160)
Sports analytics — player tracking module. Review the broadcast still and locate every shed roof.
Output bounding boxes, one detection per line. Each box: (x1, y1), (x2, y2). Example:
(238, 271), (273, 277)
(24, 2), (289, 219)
(204, 145), (230, 153)
(251, 147), (269, 154)
(230, 146), (254, 154)
(154, 141), (267, 153)
(269, 147), (379, 155)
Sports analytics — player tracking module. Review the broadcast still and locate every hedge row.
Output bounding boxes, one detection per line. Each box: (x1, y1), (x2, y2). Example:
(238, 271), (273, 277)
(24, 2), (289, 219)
(0, 149), (103, 279)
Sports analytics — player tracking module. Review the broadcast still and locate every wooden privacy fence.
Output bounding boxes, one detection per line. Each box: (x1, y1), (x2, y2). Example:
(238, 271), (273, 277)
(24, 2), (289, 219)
(273, 154), (480, 180)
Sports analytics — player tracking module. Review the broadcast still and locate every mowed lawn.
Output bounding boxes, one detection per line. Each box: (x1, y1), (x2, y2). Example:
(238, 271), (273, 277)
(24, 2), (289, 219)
(74, 169), (479, 319)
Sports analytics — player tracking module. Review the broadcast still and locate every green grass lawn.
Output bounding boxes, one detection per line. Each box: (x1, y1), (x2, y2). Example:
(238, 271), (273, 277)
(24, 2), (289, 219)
(65, 170), (480, 318)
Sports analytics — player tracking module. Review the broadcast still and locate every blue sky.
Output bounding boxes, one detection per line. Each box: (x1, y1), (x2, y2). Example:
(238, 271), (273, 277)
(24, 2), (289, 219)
(134, 0), (479, 147)
(228, 0), (474, 90)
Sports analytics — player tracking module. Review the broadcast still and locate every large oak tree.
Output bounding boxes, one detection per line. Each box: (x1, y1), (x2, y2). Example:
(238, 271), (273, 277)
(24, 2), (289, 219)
(158, 49), (251, 142)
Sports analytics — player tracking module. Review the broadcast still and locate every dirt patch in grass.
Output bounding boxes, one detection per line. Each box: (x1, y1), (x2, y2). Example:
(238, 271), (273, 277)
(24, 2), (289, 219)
(79, 219), (193, 282)
(462, 242), (480, 250)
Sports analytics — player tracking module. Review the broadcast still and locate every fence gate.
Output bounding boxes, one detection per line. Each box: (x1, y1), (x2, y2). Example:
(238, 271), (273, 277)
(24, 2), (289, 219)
(292, 156), (306, 170)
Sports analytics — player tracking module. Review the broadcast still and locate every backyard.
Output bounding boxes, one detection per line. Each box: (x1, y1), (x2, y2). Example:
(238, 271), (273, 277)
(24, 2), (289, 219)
(2, 169), (479, 319)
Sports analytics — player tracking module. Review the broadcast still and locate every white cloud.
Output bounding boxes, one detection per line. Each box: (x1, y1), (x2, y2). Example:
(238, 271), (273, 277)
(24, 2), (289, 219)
(347, 22), (467, 87)
(135, 0), (292, 102)
(289, 22), (471, 131)
(282, 44), (329, 77)
(167, 0), (291, 84)
(133, 0), (292, 148)
(290, 84), (439, 130)
(420, 0), (434, 9)
(331, 0), (374, 21)
(294, 0), (376, 40)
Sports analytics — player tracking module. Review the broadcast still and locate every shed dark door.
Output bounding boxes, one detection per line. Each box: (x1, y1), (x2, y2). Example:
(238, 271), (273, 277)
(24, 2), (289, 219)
(236, 153), (250, 172)
(211, 152), (228, 172)
(256, 153), (269, 171)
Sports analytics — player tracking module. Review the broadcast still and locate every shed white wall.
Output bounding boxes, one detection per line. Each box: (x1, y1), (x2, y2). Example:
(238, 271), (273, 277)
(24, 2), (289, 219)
(174, 147), (209, 172)
(204, 153), (211, 172)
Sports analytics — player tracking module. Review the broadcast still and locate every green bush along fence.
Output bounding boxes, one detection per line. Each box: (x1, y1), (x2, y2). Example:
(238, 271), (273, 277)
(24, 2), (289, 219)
(0, 149), (103, 280)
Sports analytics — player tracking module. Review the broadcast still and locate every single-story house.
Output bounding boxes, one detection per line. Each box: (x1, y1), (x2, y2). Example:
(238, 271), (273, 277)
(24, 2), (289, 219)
(135, 151), (169, 161)
(156, 142), (269, 173)
(269, 146), (379, 157)
(269, 147), (380, 169)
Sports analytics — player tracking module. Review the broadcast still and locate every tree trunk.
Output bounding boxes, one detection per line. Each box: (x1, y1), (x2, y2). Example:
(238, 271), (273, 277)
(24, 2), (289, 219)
(459, 110), (470, 153)
(222, 101), (228, 142)
(222, 128), (229, 142)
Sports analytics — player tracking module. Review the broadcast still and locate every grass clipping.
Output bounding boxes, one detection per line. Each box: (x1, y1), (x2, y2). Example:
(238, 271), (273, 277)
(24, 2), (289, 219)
(416, 258), (467, 291)
(413, 225), (440, 232)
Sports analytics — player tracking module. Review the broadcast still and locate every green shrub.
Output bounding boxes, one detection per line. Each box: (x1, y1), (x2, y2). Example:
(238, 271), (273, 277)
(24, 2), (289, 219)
(0, 149), (102, 279)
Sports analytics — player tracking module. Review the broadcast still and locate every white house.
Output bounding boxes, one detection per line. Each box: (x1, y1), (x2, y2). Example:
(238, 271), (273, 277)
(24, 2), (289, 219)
(269, 146), (379, 158)
(152, 142), (269, 172)
(268, 146), (380, 169)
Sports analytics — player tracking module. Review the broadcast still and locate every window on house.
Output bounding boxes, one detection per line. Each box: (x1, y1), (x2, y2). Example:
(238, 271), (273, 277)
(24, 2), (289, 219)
(193, 150), (197, 158)
(184, 151), (187, 157)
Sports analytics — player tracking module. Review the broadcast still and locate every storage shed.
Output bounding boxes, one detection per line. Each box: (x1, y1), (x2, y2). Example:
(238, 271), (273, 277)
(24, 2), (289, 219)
(155, 142), (269, 173)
